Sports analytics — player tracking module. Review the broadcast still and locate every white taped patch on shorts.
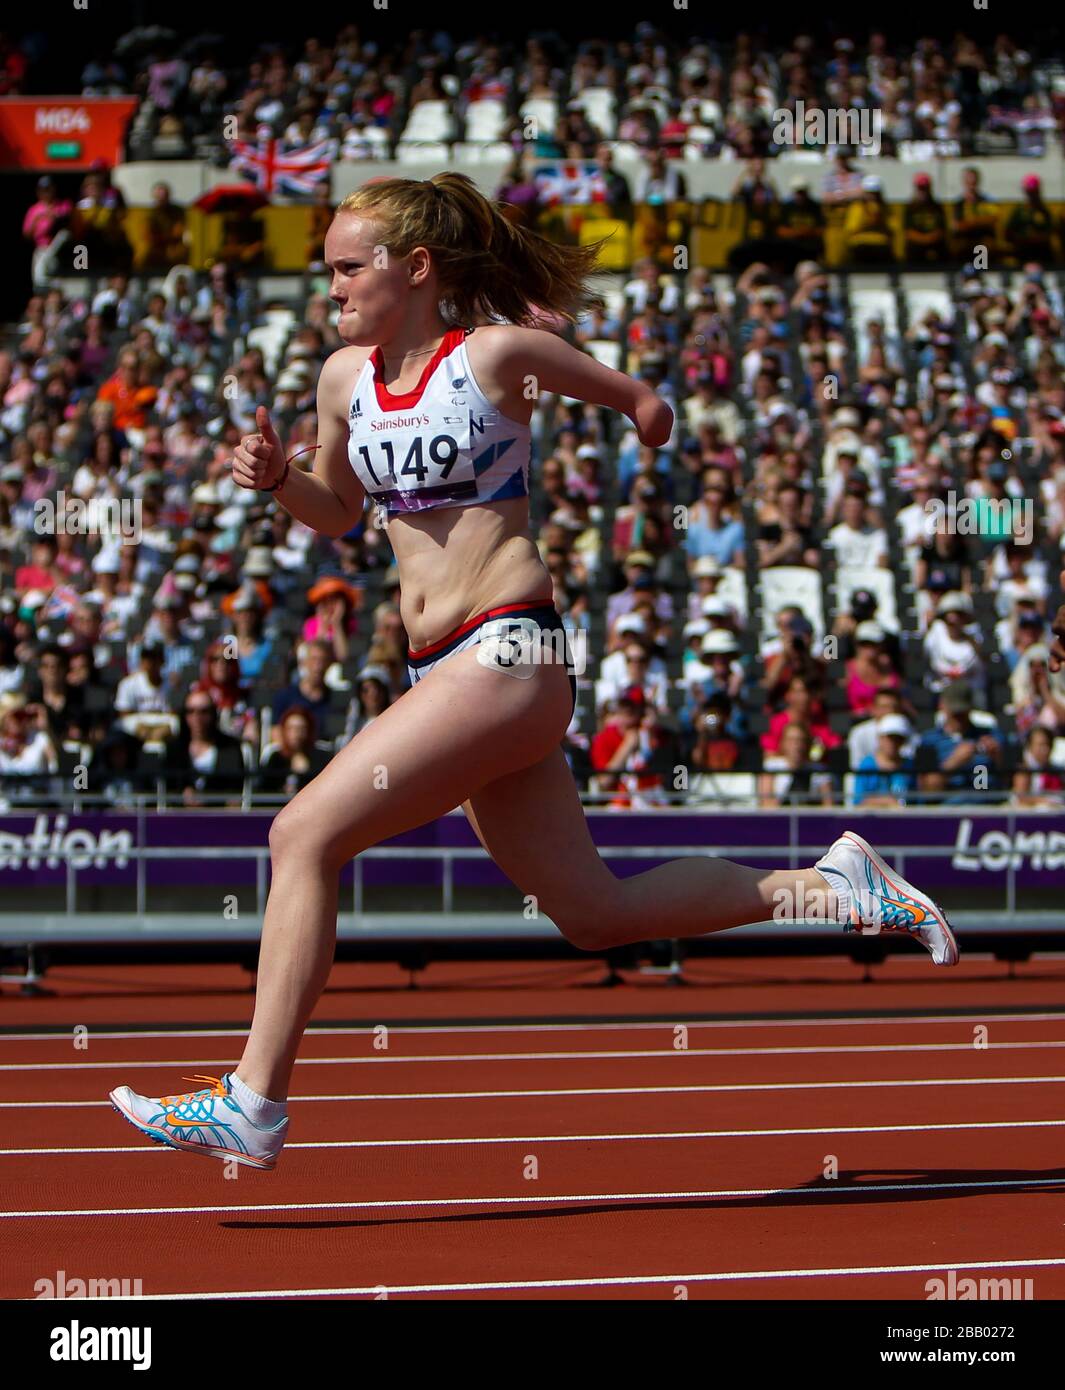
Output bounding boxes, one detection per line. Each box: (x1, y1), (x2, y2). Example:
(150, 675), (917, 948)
(476, 615), (541, 679)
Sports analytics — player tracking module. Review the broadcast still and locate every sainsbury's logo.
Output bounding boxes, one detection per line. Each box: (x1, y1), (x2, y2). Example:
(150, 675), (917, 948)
(369, 414), (430, 432)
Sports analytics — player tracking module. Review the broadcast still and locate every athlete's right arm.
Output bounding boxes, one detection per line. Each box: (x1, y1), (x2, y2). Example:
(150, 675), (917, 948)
(230, 348), (367, 539)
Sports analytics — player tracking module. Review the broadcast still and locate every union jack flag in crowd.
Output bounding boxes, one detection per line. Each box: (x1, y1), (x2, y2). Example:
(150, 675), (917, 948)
(533, 161), (608, 208)
(229, 134), (337, 197)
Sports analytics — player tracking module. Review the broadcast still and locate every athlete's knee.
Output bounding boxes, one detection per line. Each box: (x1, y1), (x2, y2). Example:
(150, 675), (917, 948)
(268, 804), (310, 866)
(269, 801), (359, 872)
(543, 901), (617, 953)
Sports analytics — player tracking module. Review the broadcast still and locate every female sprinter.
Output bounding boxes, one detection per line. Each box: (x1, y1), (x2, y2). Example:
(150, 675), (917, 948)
(110, 173), (959, 1168)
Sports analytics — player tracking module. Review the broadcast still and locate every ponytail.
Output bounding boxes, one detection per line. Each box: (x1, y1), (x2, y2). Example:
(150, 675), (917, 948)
(335, 171), (605, 327)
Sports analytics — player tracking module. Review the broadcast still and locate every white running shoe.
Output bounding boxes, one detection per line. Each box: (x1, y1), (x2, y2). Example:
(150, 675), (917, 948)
(815, 830), (960, 966)
(109, 1073), (287, 1169)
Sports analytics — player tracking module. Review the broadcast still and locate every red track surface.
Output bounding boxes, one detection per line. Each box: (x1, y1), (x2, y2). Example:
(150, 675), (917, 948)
(2, 956), (1064, 1299)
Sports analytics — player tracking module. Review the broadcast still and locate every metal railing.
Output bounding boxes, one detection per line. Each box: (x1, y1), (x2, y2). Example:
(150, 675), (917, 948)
(0, 782), (1042, 813)
(0, 829), (1056, 926)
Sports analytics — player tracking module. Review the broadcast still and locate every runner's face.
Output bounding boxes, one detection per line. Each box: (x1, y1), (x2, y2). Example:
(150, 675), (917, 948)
(325, 215), (413, 346)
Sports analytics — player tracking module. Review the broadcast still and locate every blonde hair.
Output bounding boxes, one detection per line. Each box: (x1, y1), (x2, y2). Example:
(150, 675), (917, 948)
(335, 171), (604, 327)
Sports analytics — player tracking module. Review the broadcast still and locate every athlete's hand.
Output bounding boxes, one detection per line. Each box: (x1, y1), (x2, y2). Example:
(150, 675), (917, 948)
(1050, 570), (1065, 672)
(231, 406), (286, 491)
(634, 389), (674, 449)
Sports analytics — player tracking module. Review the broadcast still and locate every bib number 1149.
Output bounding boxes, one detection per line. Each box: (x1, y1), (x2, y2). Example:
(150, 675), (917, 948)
(355, 433), (460, 487)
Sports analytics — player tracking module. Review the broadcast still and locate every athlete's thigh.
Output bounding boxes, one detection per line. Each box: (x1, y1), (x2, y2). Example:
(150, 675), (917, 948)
(465, 745), (618, 916)
(277, 645), (572, 861)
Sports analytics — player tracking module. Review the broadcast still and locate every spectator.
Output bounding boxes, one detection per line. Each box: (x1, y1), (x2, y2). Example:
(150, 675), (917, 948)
(849, 691), (914, 772)
(22, 644), (84, 745)
(302, 575), (359, 663)
(1004, 174), (1057, 263)
(606, 551), (674, 629)
(825, 490), (890, 568)
(916, 680), (1003, 801)
(340, 664), (392, 745)
(96, 347), (158, 432)
(756, 479), (819, 569)
(844, 621), (903, 717)
(999, 606), (1046, 672)
(1009, 643), (1065, 737)
(258, 706), (333, 797)
(923, 590), (985, 695)
(595, 143), (633, 218)
(590, 689), (673, 809)
(224, 587), (275, 683)
(1011, 725), (1064, 807)
(689, 692), (749, 779)
(188, 638), (258, 744)
(843, 177), (894, 265)
(758, 722), (834, 808)
(820, 149), (864, 207)
(139, 179), (189, 271)
(727, 183), (779, 273)
(114, 643), (175, 743)
(0, 693), (57, 784)
(684, 468), (745, 568)
(612, 477), (667, 565)
(71, 171), (132, 274)
(683, 626), (745, 703)
(162, 688), (247, 807)
(0, 627), (25, 698)
(88, 729), (149, 804)
(774, 178), (825, 270)
(495, 150), (543, 230)
(761, 674), (841, 758)
(596, 639), (670, 714)
(904, 173), (948, 263)
(15, 536), (63, 595)
(853, 715), (917, 807)
(22, 177), (73, 289)
(762, 607), (826, 707)
(271, 638), (335, 736)
(951, 166), (1000, 259)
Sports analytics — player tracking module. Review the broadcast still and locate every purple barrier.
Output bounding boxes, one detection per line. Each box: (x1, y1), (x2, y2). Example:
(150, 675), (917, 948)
(0, 809), (1062, 895)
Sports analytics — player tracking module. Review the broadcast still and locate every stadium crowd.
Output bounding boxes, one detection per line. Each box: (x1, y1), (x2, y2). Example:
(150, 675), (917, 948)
(63, 25), (1065, 162)
(1, 23), (1064, 810)
(2, 237), (1064, 811)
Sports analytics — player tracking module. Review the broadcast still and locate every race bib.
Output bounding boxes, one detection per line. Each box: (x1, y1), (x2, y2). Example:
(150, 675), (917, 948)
(351, 416), (475, 511)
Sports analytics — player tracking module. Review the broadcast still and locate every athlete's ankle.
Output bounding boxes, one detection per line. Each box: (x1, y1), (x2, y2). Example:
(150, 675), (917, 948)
(230, 1071), (288, 1126)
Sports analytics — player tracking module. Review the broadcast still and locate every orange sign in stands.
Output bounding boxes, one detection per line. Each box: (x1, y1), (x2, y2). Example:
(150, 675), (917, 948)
(0, 97), (139, 170)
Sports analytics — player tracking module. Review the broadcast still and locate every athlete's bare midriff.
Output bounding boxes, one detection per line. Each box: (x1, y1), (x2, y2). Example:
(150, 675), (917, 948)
(329, 333), (551, 652)
(387, 501), (553, 651)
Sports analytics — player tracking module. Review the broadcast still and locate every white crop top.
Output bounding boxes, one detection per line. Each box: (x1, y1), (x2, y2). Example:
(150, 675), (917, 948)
(346, 326), (532, 516)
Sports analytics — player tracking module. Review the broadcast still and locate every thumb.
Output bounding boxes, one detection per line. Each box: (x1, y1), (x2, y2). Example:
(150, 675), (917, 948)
(256, 405), (280, 444)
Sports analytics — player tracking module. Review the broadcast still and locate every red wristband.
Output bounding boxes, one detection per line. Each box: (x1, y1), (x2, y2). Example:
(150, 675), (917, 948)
(261, 443), (322, 493)
(262, 458), (289, 493)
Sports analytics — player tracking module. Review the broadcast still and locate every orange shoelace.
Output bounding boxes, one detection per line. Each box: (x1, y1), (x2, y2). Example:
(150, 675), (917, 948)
(160, 1075), (227, 1106)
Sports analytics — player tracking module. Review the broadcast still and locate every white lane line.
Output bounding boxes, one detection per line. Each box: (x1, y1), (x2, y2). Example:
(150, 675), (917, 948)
(63, 1255), (1065, 1299)
(6, 1175), (1065, 1219)
(3, 1117), (1064, 1157)
(4, 1011), (1065, 1041)
(4, 1039), (1065, 1071)
(4, 1073), (1065, 1108)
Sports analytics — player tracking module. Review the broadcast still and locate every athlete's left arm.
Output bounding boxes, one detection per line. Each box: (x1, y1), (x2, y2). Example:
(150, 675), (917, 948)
(483, 325), (675, 448)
